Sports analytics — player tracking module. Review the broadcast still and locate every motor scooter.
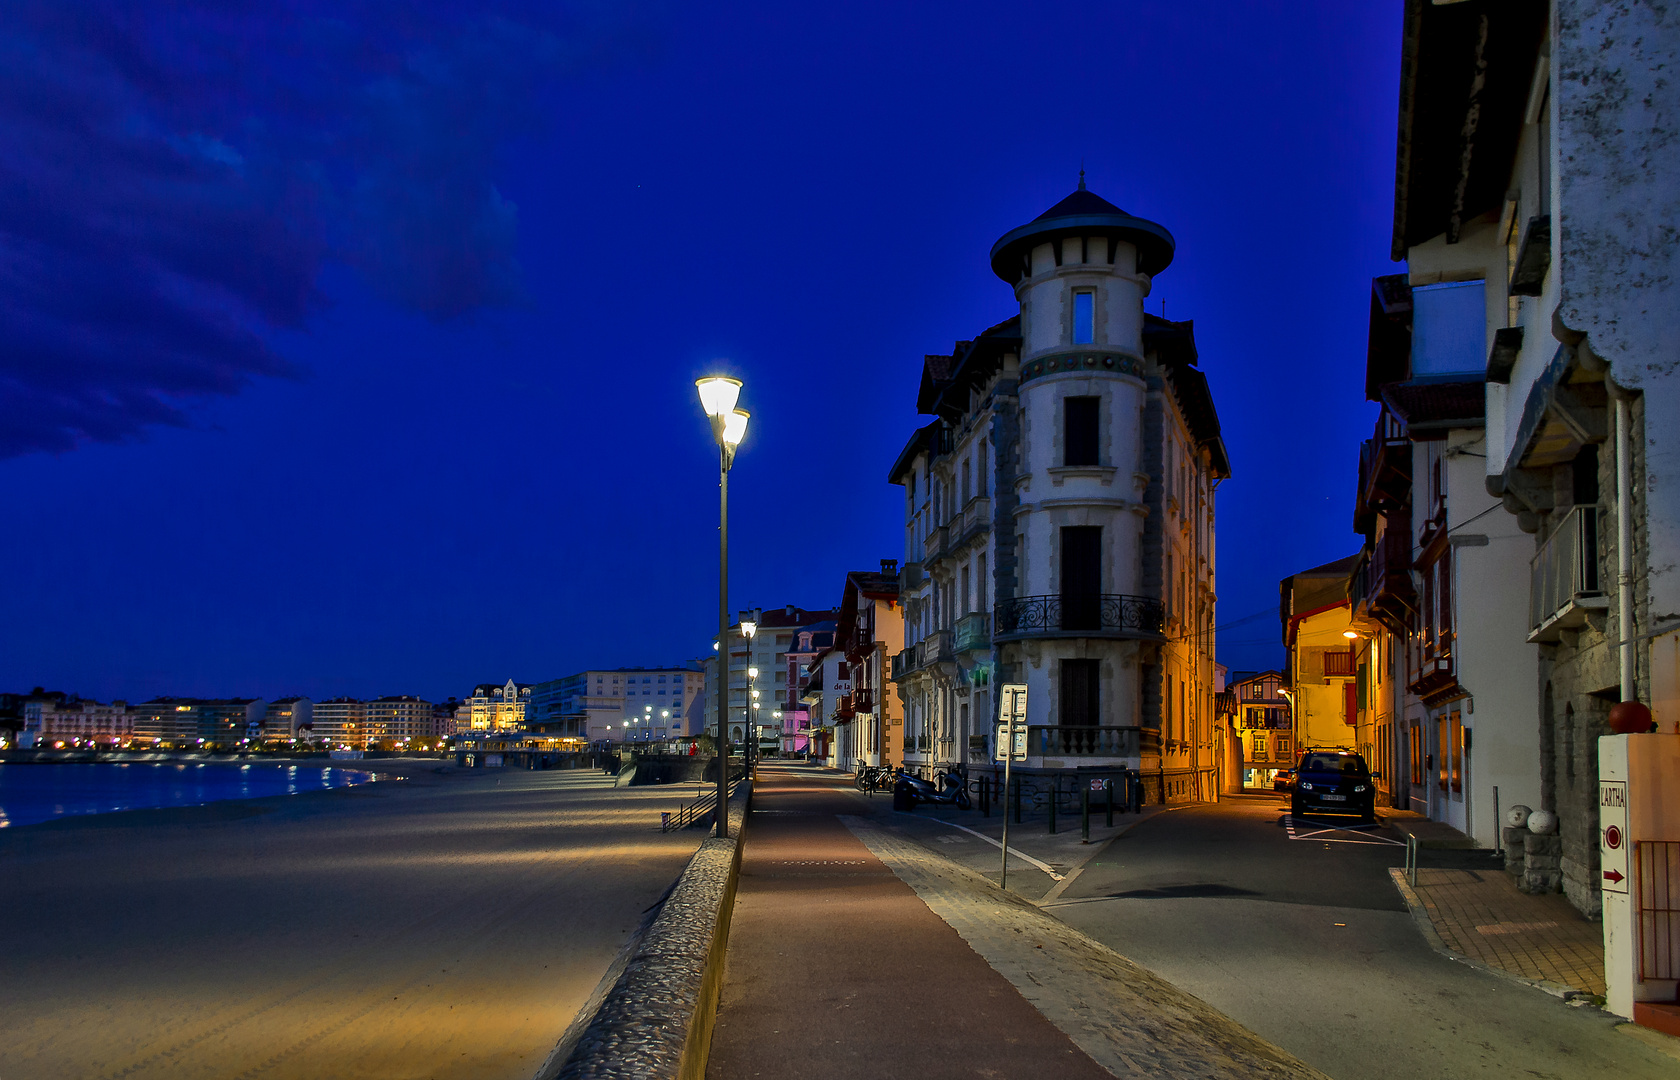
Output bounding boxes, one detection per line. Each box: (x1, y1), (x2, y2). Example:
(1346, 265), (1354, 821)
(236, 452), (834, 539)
(893, 766), (971, 810)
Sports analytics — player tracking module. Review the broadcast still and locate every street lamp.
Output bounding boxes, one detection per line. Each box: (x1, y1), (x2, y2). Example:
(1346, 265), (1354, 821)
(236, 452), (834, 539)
(698, 375), (749, 839)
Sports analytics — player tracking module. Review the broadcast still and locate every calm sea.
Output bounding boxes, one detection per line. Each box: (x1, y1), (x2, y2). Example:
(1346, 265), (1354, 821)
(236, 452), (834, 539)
(0, 761), (376, 828)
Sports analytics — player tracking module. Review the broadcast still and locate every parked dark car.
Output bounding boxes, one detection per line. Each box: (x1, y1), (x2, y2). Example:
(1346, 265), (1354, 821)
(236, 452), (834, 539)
(1290, 749), (1378, 823)
(1272, 768), (1295, 792)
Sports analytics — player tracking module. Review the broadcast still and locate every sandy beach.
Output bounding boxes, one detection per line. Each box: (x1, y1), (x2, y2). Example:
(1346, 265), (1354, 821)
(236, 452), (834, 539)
(0, 761), (706, 1080)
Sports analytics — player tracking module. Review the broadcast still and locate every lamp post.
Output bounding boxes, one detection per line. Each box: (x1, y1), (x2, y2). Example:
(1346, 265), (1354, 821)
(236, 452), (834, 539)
(747, 664), (760, 769)
(698, 376), (749, 839)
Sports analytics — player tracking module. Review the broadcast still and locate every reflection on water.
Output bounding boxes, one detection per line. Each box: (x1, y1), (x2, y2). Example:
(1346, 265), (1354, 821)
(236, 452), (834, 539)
(0, 762), (376, 827)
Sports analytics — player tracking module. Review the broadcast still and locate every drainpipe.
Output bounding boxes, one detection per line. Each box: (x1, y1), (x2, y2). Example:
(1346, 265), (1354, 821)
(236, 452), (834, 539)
(1613, 382), (1636, 701)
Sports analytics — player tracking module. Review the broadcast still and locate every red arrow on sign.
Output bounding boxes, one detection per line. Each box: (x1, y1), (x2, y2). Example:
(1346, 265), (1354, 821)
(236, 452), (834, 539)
(1605, 869), (1625, 885)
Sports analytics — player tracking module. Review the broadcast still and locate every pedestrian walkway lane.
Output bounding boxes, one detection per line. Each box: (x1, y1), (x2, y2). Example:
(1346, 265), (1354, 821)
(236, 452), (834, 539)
(707, 765), (1327, 1079)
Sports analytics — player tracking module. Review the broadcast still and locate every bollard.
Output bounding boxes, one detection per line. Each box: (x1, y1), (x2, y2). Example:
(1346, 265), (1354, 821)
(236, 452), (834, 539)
(981, 775), (991, 817)
(1081, 783), (1090, 842)
(1048, 777), (1057, 835)
(1106, 777), (1114, 827)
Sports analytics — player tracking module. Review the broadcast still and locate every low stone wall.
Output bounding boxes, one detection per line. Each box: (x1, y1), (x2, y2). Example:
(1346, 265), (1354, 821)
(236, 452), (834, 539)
(547, 782), (750, 1080)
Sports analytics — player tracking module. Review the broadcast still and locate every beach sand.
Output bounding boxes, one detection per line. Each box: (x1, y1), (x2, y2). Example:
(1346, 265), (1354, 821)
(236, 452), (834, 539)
(0, 761), (706, 1080)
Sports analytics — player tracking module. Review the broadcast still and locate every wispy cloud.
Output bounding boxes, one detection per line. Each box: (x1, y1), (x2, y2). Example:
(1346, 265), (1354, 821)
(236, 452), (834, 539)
(0, 3), (646, 457)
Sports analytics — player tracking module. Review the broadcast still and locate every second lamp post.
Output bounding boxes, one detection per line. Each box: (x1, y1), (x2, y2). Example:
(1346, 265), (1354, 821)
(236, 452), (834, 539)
(696, 376), (749, 840)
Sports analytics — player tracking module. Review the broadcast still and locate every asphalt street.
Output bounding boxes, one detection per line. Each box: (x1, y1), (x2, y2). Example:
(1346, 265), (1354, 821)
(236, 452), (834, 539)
(0, 761), (704, 1080)
(1042, 794), (1676, 1080)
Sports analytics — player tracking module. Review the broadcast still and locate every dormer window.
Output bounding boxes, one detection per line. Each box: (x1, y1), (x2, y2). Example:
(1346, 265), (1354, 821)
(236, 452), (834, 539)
(1073, 290), (1095, 344)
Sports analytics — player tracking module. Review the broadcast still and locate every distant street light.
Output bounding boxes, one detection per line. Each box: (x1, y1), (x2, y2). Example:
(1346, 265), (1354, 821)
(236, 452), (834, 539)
(697, 375), (748, 840)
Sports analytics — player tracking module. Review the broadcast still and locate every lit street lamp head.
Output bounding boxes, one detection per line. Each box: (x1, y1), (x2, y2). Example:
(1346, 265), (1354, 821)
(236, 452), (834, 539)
(722, 408), (749, 449)
(695, 376), (742, 421)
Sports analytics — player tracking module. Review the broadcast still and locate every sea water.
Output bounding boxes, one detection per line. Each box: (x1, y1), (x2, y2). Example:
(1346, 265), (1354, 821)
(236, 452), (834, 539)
(0, 761), (376, 828)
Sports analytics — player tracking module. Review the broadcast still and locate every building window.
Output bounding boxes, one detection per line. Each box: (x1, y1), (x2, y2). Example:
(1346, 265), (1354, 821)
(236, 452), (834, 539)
(1073, 290), (1094, 344)
(1064, 396), (1099, 467)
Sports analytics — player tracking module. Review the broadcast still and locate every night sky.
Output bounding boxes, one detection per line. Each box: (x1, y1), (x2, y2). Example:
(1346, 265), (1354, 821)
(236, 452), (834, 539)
(1, 2), (1403, 703)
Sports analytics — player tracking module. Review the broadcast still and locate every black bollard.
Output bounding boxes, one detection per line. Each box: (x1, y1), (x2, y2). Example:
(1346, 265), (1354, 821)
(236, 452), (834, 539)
(1082, 782), (1090, 842)
(981, 775), (990, 817)
(1048, 776), (1056, 835)
(1106, 777), (1114, 827)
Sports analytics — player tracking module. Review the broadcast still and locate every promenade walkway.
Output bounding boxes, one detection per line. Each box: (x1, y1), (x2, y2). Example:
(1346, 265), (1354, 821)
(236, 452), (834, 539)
(706, 764), (1326, 1080)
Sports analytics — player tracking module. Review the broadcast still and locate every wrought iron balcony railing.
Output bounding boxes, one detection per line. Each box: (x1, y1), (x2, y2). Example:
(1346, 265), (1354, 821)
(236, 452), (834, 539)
(891, 643), (922, 680)
(993, 594), (1164, 639)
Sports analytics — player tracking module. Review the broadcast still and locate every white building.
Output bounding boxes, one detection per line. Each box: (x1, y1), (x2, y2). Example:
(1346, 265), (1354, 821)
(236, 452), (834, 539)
(525, 668), (704, 743)
(1387, 0), (1680, 918)
(889, 181), (1228, 803)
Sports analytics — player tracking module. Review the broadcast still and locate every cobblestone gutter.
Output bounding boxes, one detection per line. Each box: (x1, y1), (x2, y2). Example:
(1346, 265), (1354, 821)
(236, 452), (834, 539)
(843, 815), (1330, 1079)
(545, 782), (751, 1080)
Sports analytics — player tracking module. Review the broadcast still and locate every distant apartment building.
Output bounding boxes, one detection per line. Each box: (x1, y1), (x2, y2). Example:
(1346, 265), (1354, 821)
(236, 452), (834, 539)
(261, 698), (313, 745)
(364, 696), (433, 745)
(531, 667), (704, 743)
(432, 698), (461, 740)
(783, 619), (837, 755)
(131, 698), (265, 746)
(21, 695), (134, 747)
(704, 606), (841, 750)
(310, 698), (366, 746)
(463, 680), (532, 733)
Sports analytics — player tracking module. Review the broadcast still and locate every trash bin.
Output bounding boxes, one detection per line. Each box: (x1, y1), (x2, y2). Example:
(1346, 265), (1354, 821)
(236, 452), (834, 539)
(892, 779), (915, 812)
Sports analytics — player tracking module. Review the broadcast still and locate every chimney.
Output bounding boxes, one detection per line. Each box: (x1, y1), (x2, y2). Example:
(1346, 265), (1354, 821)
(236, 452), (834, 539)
(786, 605), (796, 617)
(881, 559), (899, 576)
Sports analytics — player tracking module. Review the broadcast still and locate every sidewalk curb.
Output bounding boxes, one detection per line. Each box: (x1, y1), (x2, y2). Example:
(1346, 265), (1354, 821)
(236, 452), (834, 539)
(1386, 867), (1590, 1002)
(545, 781), (751, 1080)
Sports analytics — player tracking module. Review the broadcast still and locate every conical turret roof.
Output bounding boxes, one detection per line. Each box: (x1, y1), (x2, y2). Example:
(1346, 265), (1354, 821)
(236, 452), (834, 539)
(990, 182), (1175, 283)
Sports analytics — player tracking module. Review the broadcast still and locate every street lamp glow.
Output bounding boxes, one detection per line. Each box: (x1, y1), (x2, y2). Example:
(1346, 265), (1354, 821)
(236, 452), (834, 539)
(747, 666), (759, 679)
(722, 408), (750, 448)
(1342, 630), (1359, 639)
(695, 376), (742, 418)
(741, 618), (757, 638)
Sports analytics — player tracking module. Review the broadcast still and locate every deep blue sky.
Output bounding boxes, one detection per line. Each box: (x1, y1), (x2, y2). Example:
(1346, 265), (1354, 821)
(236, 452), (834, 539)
(1, 1), (1402, 702)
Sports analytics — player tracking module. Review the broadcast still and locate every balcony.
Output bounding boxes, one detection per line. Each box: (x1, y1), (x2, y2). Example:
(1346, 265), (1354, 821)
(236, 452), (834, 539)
(1530, 505), (1606, 641)
(1029, 726), (1139, 758)
(923, 525), (949, 563)
(925, 628), (954, 665)
(993, 594), (1165, 641)
(891, 643), (922, 680)
(954, 611), (991, 654)
(853, 688), (874, 713)
(951, 495), (991, 550)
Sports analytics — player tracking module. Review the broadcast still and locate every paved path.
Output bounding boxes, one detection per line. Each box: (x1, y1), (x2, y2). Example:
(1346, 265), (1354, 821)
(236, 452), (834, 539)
(1403, 862), (1607, 995)
(708, 765), (1324, 1079)
(0, 762), (705, 1080)
(1043, 796), (1677, 1079)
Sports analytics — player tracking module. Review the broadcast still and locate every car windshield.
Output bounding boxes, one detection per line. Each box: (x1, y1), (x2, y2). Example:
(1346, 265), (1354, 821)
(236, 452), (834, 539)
(1299, 752), (1368, 774)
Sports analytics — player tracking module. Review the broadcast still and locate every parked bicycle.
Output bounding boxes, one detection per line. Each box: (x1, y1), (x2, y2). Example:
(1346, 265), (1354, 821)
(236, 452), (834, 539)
(854, 763), (896, 792)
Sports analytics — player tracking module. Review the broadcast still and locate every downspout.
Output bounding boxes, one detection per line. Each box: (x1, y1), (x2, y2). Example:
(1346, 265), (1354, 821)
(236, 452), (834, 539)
(1613, 383), (1636, 701)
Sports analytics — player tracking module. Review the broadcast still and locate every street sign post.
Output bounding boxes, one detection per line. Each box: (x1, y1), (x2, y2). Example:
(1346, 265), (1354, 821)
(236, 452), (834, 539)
(999, 683), (1028, 889)
(1601, 779), (1629, 893)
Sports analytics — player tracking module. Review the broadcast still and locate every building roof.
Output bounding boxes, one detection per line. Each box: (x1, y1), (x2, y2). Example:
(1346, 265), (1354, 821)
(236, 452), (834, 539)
(1279, 554), (1360, 643)
(1146, 315), (1231, 479)
(991, 183), (1176, 283)
(1380, 377), (1486, 432)
(1392, 0), (1545, 257)
(888, 421), (943, 484)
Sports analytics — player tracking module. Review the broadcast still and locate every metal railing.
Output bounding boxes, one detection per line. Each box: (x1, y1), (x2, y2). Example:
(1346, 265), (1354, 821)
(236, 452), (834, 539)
(994, 594), (1165, 638)
(1638, 841), (1680, 980)
(1531, 505), (1601, 631)
(954, 611), (991, 653)
(1028, 725), (1138, 757)
(660, 775), (744, 832)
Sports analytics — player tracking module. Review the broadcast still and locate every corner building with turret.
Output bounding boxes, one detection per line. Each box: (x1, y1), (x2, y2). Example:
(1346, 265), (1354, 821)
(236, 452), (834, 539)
(889, 184), (1228, 805)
